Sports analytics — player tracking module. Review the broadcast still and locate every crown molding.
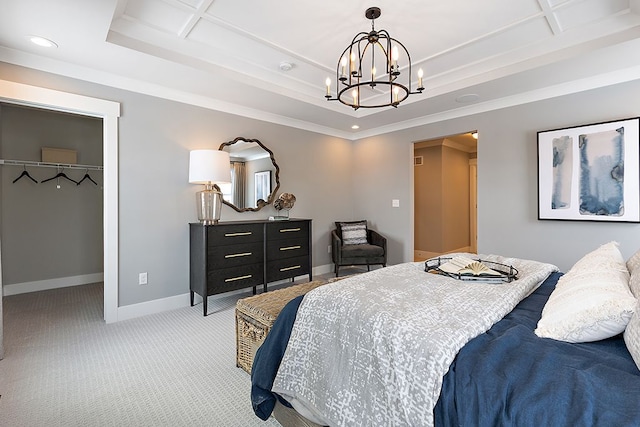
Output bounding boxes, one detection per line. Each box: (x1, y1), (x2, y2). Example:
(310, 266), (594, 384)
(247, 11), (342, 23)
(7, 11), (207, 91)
(2, 46), (640, 142)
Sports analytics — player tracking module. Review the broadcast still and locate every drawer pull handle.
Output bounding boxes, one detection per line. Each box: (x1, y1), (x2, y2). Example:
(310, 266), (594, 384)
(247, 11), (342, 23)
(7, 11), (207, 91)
(225, 231), (252, 237)
(225, 252), (252, 258)
(280, 245), (301, 251)
(225, 274), (252, 282)
(280, 265), (301, 272)
(280, 228), (301, 233)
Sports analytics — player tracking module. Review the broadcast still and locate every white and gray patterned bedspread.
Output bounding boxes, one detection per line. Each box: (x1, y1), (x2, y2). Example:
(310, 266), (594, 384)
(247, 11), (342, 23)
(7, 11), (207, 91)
(272, 255), (558, 427)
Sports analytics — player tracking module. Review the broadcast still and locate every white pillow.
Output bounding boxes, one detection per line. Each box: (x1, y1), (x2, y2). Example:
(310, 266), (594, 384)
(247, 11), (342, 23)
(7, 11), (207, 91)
(624, 301), (640, 371)
(535, 241), (636, 343)
(626, 248), (640, 298)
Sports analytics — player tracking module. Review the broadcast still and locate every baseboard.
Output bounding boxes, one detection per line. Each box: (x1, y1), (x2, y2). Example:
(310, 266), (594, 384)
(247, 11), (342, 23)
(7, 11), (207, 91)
(313, 263), (333, 277)
(2, 273), (104, 296)
(117, 264), (335, 322)
(117, 293), (191, 322)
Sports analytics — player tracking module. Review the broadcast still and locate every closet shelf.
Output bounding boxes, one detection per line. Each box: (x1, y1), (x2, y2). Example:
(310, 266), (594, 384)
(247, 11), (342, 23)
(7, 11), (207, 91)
(0, 158), (103, 171)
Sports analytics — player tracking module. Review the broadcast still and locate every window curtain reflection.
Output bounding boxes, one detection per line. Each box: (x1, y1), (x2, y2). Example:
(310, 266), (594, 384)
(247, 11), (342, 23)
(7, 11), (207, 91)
(231, 161), (246, 209)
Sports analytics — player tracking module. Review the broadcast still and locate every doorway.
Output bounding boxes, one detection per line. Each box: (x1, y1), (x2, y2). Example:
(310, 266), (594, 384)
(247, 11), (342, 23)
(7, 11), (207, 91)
(1, 104), (103, 298)
(0, 79), (120, 330)
(413, 132), (477, 260)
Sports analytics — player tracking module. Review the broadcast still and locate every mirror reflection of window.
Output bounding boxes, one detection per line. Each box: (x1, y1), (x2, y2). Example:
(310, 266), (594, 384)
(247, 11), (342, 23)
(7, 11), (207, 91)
(219, 182), (232, 204)
(254, 171), (271, 205)
(230, 161), (246, 209)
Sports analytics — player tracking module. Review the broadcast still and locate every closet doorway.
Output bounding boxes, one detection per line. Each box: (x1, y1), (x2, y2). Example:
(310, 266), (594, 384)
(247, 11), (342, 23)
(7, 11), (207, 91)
(0, 80), (120, 337)
(413, 132), (477, 261)
(1, 104), (104, 301)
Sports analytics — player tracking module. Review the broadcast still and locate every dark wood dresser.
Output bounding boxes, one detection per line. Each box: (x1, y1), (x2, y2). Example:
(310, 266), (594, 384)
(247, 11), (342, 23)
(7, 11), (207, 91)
(189, 219), (312, 316)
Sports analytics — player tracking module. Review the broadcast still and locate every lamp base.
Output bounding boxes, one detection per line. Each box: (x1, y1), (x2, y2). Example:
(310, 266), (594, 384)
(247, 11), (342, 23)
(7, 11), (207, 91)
(196, 184), (223, 224)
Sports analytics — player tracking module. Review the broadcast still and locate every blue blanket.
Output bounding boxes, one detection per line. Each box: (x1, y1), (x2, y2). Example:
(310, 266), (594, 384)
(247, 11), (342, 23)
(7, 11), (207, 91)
(251, 295), (303, 420)
(252, 273), (640, 425)
(434, 271), (640, 426)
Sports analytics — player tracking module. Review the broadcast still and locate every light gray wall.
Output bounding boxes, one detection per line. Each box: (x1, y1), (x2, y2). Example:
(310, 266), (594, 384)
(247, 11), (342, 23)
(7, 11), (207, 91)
(353, 80), (640, 272)
(5, 61), (640, 307)
(0, 62), (354, 306)
(351, 135), (414, 265)
(0, 104), (103, 285)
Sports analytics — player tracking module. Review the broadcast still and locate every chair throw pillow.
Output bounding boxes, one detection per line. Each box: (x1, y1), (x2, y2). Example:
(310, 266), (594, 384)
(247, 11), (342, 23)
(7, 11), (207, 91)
(534, 241), (636, 343)
(338, 221), (368, 245)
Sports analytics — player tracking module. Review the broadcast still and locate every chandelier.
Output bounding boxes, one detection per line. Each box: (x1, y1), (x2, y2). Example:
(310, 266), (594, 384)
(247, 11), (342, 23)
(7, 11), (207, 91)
(324, 7), (424, 110)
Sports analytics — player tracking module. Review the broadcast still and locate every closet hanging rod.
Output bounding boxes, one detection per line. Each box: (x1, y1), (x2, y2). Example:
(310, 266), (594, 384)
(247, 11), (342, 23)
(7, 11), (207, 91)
(0, 159), (103, 171)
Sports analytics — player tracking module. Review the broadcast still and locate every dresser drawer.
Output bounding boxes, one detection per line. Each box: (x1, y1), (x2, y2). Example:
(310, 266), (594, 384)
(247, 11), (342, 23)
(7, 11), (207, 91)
(208, 263), (264, 294)
(266, 255), (310, 282)
(208, 223), (263, 246)
(266, 221), (309, 241)
(208, 242), (264, 269)
(266, 237), (308, 261)
(190, 220), (312, 316)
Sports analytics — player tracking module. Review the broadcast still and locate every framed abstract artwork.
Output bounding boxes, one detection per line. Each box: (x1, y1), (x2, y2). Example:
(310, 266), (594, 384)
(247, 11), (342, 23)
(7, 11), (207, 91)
(537, 117), (640, 222)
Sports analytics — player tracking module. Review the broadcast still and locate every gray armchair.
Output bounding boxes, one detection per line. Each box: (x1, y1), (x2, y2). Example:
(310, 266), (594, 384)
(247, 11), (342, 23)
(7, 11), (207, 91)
(331, 221), (387, 277)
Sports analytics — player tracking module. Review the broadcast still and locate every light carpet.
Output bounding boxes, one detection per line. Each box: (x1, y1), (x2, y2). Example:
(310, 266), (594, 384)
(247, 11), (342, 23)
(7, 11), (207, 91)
(0, 283), (281, 426)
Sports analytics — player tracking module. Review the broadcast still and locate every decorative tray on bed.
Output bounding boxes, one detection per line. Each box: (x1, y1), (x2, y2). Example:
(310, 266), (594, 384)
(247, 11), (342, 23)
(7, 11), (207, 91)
(424, 256), (519, 283)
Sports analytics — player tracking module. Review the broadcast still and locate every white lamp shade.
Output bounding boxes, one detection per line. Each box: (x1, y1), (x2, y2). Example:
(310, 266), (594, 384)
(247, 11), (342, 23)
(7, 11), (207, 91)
(188, 149), (231, 184)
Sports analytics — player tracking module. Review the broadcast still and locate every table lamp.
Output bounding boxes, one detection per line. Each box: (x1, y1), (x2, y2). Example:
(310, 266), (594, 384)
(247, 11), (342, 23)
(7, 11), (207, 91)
(189, 149), (231, 224)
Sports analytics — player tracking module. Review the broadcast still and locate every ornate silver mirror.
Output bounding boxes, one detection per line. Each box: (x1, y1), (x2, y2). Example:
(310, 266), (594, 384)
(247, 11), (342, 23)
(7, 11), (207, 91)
(218, 137), (280, 212)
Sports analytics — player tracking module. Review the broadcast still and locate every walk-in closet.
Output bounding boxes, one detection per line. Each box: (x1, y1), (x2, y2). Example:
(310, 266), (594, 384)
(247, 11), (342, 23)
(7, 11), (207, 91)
(0, 103), (104, 302)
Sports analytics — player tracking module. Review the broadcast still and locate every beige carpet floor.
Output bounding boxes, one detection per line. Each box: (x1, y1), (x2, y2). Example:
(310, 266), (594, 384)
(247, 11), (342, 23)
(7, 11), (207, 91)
(0, 283), (282, 426)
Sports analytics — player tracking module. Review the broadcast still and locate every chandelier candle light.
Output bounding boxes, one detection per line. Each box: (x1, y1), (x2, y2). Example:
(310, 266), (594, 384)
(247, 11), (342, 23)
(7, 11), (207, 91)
(324, 7), (424, 109)
(188, 149), (231, 224)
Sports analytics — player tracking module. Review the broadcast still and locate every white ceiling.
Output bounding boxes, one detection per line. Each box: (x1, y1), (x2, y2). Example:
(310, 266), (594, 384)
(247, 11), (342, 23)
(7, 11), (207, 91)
(1, 0), (640, 139)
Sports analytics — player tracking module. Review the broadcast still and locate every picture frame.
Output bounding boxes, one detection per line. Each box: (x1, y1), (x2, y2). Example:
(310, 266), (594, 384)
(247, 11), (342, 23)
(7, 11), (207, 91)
(537, 117), (640, 222)
(254, 170), (271, 204)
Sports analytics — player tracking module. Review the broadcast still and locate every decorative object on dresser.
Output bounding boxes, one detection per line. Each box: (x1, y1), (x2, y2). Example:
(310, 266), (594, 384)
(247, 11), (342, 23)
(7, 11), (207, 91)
(273, 192), (296, 220)
(218, 137), (280, 212)
(188, 149), (231, 224)
(189, 219), (312, 316)
(331, 220), (387, 277)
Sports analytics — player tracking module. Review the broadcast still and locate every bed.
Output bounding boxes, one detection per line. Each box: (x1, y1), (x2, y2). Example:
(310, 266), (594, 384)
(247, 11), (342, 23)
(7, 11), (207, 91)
(251, 247), (640, 426)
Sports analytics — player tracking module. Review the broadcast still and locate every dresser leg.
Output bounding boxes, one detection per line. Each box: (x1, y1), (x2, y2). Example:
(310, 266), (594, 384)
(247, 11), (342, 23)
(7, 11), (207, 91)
(203, 296), (208, 317)
(190, 291), (194, 307)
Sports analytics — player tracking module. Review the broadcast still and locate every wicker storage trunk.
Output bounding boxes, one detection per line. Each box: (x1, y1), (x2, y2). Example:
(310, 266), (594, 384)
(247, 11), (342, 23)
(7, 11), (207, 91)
(236, 280), (326, 374)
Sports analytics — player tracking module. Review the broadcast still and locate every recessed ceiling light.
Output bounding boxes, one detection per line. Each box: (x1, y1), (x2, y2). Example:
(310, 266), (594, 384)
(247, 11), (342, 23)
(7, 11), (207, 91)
(279, 61), (294, 72)
(351, 125), (360, 130)
(29, 36), (58, 48)
(455, 93), (479, 104)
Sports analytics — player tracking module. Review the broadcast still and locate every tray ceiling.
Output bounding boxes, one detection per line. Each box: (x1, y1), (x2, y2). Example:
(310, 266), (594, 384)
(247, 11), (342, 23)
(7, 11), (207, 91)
(1, 0), (640, 138)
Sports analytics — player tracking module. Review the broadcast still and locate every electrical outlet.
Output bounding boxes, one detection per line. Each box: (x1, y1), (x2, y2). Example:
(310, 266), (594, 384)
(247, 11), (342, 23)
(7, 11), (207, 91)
(328, 245), (331, 254)
(392, 199), (400, 208)
(139, 272), (148, 285)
